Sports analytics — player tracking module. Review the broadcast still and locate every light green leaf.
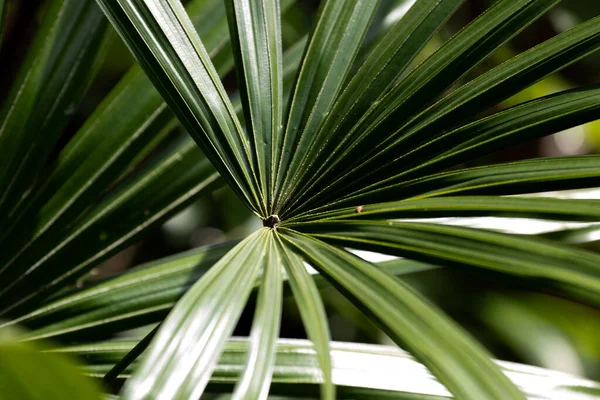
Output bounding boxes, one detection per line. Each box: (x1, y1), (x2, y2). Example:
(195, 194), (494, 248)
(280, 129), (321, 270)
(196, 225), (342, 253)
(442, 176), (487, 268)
(0, 326), (102, 400)
(55, 338), (600, 400)
(232, 235), (282, 400)
(122, 230), (268, 399)
(275, 235), (334, 400)
(281, 230), (524, 400)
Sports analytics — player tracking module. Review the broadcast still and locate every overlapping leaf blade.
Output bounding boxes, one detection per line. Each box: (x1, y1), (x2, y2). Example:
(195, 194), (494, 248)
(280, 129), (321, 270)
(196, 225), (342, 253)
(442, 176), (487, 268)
(335, 156), (600, 207)
(226, 0), (283, 211)
(282, 230), (525, 399)
(8, 248), (430, 343)
(0, 0), (233, 259)
(289, 197), (600, 223)
(12, 0), (599, 398)
(273, 0), (379, 210)
(96, 0), (262, 213)
(55, 338), (600, 400)
(0, 140), (221, 316)
(276, 236), (335, 400)
(289, 0), (561, 214)
(0, 1), (308, 318)
(232, 235), (282, 400)
(121, 231), (268, 399)
(280, 0), (465, 211)
(287, 220), (600, 307)
(5, 242), (235, 341)
(0, 0), (111, 223)
(357, 85), (600, 196)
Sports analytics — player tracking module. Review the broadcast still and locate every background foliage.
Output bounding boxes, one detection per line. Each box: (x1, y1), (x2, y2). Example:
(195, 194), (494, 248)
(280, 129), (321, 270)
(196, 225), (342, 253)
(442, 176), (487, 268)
(1, 0), (600, 399)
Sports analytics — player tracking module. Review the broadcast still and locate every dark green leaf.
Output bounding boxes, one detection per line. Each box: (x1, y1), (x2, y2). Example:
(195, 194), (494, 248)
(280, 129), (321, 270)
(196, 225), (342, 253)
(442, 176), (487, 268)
(96, 0), (263, 213)
(288, 0), (561, 214)
(273, 0), (379, 209)
(226, 0), (283, 211)
(337, 156), (600, 207)
(280, 0), (465, 212)
(0, 1), (111, 221)
(289, 196), (600, 223)
(288, 220), (600, 307)
(0, 140), (221, 316)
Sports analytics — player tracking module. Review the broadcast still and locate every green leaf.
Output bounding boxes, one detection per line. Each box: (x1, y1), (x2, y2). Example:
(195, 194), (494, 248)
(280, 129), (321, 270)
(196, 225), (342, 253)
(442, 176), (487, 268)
(328, 13), (600, 200)
(121, 230), (268, 399)
(280, 0), (465, 212)
(359, 85), (600, 194)
(273, 0), (379, 209)
(0, 140), (221, 316)
(0, 0), (111, 222)
(288, 0), (561, 215)
(102, 324), (161, 389)
(337, 156), (600, 207)
(95, 0), (263, 213)
(0, 0), (8, 47)
(6, 242), (235, 341)
(0, 326), (103, 400)
(54, 338), (600, 400)
(7, 243), (433, 342)
(380, 14), (600, 165)
(232, 235), (282, 400)
(226, 0), (283, 211)
(0, 3), (308, 316)
(287, 220), (600, 307)
(289, 196), (600, 223)
(281, 229), (525, 400)
(275, 235), (334, 400)
(0, 0), (233, 258)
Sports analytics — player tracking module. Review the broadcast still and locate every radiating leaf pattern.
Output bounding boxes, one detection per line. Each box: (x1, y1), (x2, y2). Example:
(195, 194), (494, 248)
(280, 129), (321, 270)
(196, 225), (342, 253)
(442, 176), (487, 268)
(1, 0), (600, 398)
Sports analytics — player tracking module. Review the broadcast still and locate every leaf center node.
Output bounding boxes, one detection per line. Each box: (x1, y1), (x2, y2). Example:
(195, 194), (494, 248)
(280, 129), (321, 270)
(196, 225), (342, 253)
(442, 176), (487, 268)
(262, 214), (280, 229)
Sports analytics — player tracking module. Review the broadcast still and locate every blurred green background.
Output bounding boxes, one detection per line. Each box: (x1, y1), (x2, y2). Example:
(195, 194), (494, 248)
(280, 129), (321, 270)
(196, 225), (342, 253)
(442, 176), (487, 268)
(2, 0), (600, 383)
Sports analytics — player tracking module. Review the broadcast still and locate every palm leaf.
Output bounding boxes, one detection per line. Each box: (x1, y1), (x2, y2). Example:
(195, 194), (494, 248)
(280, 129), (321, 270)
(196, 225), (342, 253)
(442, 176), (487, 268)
(0, 326), (102, 400)
(282, 229), (524, 400)
(2, 0), (599, 398)
(226, 0), (283, 211)
(273, 0), (379, 209)
(96, 0), (263, 213)
(287, 0), (561, 214)
(54, 338), (600, 400)
(286, 220), (600, 306)
(0, 1), (111, 223)
(121, 231), (268, 399)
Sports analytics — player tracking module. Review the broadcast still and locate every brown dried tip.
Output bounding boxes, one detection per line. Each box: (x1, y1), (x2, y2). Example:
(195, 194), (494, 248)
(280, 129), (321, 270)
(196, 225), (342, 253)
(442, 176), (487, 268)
(355, 205), (364, 214)
(263, 214), (281, 228)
